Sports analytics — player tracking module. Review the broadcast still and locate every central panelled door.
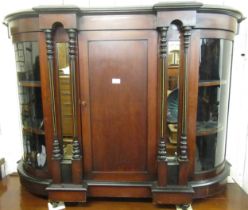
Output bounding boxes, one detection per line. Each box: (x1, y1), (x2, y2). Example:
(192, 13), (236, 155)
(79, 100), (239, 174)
(79, 31), (157, 181)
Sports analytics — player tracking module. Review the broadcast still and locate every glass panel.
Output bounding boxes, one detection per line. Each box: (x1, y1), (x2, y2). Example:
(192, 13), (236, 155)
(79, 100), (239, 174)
(15, 42), (46, 168)
(166, 24), (180, 156)
(195, 39), (233, 172)
(56, 43), (73, 160)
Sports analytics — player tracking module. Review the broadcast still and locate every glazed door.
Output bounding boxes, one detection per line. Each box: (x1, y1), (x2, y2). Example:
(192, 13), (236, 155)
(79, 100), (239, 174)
(79, 31), (157, 181)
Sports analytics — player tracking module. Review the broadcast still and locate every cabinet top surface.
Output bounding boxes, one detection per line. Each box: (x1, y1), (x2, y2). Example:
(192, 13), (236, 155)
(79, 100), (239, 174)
(4, 1), (244, 23)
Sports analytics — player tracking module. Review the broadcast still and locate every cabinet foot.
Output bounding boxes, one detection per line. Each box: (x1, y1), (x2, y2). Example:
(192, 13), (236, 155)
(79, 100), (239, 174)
(47, 183), (87, 202)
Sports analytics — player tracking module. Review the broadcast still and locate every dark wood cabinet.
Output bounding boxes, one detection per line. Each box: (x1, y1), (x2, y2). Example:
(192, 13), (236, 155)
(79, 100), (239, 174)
(4, 2), (244, 206)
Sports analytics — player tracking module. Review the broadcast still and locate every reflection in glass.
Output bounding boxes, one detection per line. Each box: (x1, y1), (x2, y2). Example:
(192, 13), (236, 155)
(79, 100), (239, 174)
(195, 39), (233, 172)
(15, 42), (46, 168)
(168, 41), (180, 91)
(166, 24), (180, 149)
(168, 41), (180, 66)
(56, 43), (73, 160)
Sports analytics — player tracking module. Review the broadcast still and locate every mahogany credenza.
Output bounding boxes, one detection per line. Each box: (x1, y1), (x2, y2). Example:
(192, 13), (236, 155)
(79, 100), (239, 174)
(4, 2), (244, 207)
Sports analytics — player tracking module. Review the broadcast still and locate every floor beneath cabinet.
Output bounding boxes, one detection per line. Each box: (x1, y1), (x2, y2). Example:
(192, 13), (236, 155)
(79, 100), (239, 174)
(1, 174), (248, 210)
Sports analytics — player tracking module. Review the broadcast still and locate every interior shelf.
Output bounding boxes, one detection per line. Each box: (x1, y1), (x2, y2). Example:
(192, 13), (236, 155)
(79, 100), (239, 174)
(196, 127), (223, 136)
(23, 126), (45, 135)
(199, 80), (227, 87)
(19, 81), (41, 88)
(196, 121), (223, 136)
(167, 121), (223, 142)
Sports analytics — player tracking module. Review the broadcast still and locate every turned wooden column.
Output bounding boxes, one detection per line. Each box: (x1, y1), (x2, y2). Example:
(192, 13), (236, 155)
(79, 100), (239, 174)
(67, 28), (83, 184)
(178, 26), (191, 185)
(157, 26), (169, 186)
(44, 29), (62, 184)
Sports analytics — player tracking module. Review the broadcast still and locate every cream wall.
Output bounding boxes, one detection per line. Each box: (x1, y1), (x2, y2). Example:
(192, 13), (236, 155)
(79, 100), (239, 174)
(0, 0), (247, 192)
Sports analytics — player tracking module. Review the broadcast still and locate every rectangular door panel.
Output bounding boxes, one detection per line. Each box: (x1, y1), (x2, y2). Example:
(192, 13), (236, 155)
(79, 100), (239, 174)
(89, 40), (148, 172)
